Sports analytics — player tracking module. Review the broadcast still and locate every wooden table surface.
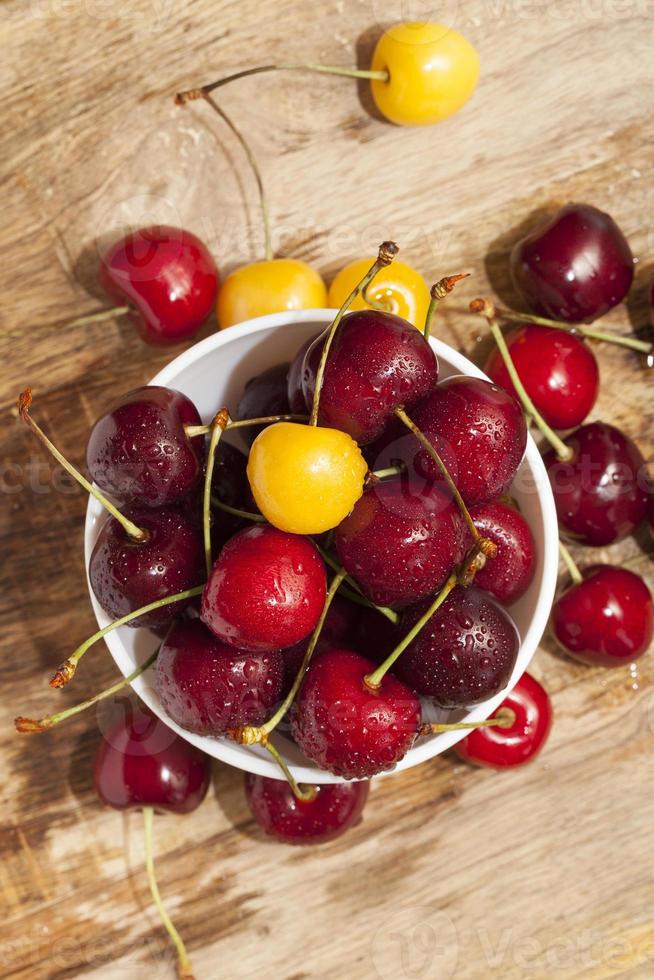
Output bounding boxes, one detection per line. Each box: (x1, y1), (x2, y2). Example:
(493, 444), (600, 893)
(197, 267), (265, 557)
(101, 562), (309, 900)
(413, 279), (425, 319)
(2, 2), (654, 977)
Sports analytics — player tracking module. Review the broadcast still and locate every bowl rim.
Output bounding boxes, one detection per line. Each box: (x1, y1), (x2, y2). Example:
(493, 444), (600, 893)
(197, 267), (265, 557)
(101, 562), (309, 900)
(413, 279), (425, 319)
(84, 308), (559, 783)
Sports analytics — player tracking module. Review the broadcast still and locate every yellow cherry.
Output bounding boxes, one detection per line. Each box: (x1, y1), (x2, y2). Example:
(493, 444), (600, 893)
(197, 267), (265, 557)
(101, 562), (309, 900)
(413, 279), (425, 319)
(370, 22), (479, 127)
(247, 422), (367, 535)
(328, 257), (430, 330)
(217, 258), (327, 328)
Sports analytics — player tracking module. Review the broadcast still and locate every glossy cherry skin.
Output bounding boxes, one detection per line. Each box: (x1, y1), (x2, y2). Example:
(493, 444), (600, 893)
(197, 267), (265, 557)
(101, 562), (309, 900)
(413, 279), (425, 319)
(245, 773), (369, 845)
(335, 477), (466, 609)
(279, 595), (363, 693)
(453, 672), (552, 768)
(510, 204), (634, 323)
(87, 386), (204, 507)
(551, 565), (654, 667)
(468, 501), (536, 605)
(484, 325), (599, 430)
(236, 363), (291, 447)
(287, 336), (316, 413)
(291, 648), (421, 779)
(544, 422), (649, 546)
(302, 310), (438, 445)
(99, 225), (219, 345)
(89, 506), (205, 628)
(201, 525), (326, 652)
(155, 620), (283, 735)
(94, 701), (211, 813)
(396, 587), (520, 708)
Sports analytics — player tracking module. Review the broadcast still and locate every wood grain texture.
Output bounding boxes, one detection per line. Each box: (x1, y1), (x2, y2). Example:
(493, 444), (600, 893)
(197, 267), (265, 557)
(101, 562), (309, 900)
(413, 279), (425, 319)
(2, 1), (654, 978)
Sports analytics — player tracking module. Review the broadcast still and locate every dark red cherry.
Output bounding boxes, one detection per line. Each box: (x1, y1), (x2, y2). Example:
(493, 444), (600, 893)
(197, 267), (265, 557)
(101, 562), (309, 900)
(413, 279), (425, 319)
(89, 506), (204, 628)
(279, 594), (363, 693)
(453, 672), (552, 768)
(291, 648), (421, 779)
(396, 587), (520, 708)
(87, 386), (204, 507)
(355, 606), (402, 663)
(380, 377), (527, 505)
(99, 225), (219, 345)
(543, 422), (649, 546)
(302, 310), (438, 445)
(287, 336), (316, 413)
(484, 324), (599, 430)
(551, 565), (654, 667)
(201, 525), (326, 652)
(236, 363), (291, 447)
(510, 203), (634, 323)
(335, 477), (466, 609)
(94, 701), (211, 813)
(468, 501), (536, 605)
(244, 773), (369, 845)
(155, 620), (283, 734)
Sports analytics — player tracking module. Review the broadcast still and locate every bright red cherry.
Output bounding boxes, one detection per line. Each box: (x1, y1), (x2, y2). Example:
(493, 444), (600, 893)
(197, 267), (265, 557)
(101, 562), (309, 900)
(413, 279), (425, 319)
(236, 363), (291, 447)
(201, 525), (326, 652)
(468, 501), (536, 605)
(551, 565), (654, 667)
(396, 587), (520, 707)
(544, 422), (649, 546)
(99, 225), (219, 345)
(87, 386), (204, 507)
(155, 620), (283, 734)
(335, 477), (466, 609)
(244, 773), (369, 845)
(290, 648), (421, 779)
(510, 203), (634, 323)
(89, 506), (205, 628)
(453, 672), (552, 768)
(484, 324), (599, 430)
(302, 309), (438, 445)
(94, 701), (211, 813)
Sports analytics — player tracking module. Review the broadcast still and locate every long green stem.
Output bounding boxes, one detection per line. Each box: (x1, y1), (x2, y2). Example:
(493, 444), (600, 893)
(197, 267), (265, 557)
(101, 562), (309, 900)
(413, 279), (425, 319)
(313, 543), (398, 624)
(309, 241), (398, 426)
(50, 586), (204, 688)
(262, 741), (317, 803)
(176, 64), (389, 105)
(558, 540), (583, 585)
(418, 707), (515, 737)
(424, 274), (469, 342)
(18, 389), (147, 542)
(211, 497), (266, 523)
(203, 409), (230, 576)
(16, 650), (159, 733)
(488, 303), (653, 355)
(143, 808), (195, 980)
(186, 412), (308, 439)
(67, 305), (131, 328)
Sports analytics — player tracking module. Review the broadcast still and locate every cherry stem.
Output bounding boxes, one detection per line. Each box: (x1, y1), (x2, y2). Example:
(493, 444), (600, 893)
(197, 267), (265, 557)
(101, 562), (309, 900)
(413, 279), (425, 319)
(472, 303), (574, 462)
(309, 241), (399, 426)
(262, 741), (317, 803)
(486, 302), (653, 357)
(15, 649), (159, 733)
(558, 540), (583, 585)
(17, 388), (148, 542)
(362, 280), (393, 314)
(67, 305), (131, 329)
(424, 274), (470, 341)
(211, 497), (266, 523)
(621, 550), (654, 569)
(202, 94), (272, 262)
(143, 807), (195, 980)
(313, 543), (398, 624)
(418, 706), (516, 737)
(175, 64), (389, 105)
(50, 585), (204, 688)
(371, 465), (404, 480)
(184, 413), (308, 439)
(203, 408), (230, 576)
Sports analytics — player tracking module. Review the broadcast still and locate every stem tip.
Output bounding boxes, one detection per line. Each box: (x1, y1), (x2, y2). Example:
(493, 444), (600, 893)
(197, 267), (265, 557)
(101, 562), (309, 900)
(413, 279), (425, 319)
(15, 716), (50, 733)
(49, 659), (76, 688)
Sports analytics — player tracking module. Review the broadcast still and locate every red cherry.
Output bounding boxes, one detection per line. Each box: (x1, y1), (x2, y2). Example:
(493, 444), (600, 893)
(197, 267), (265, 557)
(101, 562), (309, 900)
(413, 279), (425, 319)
(396, 587), (520, 708)
(94, 701), (211, 813)
(290, 648), (421, 779)
(551, 565), (654, 667)
(89, 506), (204, 628)
(244, 773), (369, 845)
(99, 225), (219, 345)
(335, 477), (466, 609)
(236, 363), (291, 447)
(453, 672), (552, 768)
(201, 525), (326, 652)
(544, 422), (649, 546)
(155, 620), (283, 734)
(302, 310), (438, 445)
(287, 336), (317, 413)
(87, 386), (204, 507)
(510, 203), (634, 323)
(468, 501), (536, 605)
(279, 594), (363, 693)
(484, 324), (599, 430)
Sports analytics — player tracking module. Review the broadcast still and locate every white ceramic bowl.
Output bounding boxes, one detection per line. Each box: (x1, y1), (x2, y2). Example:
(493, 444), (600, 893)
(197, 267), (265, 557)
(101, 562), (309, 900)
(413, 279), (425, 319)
(84, 309), (559, 783)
